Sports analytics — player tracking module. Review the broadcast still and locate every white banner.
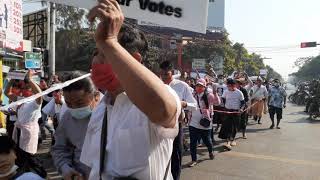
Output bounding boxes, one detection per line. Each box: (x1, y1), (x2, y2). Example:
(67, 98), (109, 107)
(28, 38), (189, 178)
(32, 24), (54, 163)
(7, 71), (27, 80)
(45, 0), (209, 33)
(0, 73), (91, 111)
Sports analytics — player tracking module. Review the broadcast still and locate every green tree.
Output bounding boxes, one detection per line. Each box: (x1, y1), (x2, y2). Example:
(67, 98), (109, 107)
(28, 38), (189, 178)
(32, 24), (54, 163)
(291, 55), (320, 81)
(266, 65), (283, 81)
(293, 56), (313, 68)
(54, 4), (94, 72)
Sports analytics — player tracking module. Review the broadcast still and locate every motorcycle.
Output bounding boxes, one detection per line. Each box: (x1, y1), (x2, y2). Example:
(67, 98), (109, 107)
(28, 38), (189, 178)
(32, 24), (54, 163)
(307, 97), (320, 120)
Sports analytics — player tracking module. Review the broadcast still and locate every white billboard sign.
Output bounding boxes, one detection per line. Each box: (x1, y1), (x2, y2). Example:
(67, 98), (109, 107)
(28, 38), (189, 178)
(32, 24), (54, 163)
(207, 0), (225, 29)
(45, 0), (209, 33)
(192, 59), (206, 70)
(260, 69), (268, 76)
(0, 0), (23, 53)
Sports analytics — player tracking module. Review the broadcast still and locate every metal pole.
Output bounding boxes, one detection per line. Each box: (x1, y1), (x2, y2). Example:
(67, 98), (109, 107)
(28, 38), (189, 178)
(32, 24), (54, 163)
(47, 2), (51, 50)
(174, 34), (183, 69)
(49, 2), (56, 75)
(43, 2), (51, 77)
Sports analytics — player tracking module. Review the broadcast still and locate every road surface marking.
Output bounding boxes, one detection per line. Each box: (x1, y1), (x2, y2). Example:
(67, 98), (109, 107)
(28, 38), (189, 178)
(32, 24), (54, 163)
(223, 151), (320, 167)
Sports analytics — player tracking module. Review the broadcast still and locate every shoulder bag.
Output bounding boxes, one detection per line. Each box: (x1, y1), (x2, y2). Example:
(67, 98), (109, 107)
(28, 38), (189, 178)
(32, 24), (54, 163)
(196, 95), (211, 128)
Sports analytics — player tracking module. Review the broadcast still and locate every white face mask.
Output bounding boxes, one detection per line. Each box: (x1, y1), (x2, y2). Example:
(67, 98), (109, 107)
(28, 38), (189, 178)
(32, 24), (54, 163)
(0, 165), (18, 178)
(69, 106), (92, 119)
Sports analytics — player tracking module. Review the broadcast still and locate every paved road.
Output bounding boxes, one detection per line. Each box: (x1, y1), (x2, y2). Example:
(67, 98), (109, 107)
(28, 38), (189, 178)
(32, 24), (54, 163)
(181, 103), (320, 180)
(39, 103), (320, 180)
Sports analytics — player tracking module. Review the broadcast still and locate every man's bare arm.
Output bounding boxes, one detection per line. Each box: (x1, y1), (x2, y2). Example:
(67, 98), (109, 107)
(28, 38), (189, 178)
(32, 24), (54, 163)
(88, 0), (178, 128)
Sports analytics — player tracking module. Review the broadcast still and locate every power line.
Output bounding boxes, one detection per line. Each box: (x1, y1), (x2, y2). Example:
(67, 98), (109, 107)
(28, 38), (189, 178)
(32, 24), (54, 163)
(247, 45), (299, 49)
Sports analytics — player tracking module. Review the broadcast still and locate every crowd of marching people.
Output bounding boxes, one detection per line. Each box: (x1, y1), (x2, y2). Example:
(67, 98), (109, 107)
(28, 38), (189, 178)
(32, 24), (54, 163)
(0, 1), (287, 179)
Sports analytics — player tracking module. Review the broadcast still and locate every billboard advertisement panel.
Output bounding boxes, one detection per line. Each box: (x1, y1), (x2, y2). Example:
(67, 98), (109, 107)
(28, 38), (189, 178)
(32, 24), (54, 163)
(46, 0), (209, 33)
(0, 0), (23, 57)
(207, 0), (225, 30)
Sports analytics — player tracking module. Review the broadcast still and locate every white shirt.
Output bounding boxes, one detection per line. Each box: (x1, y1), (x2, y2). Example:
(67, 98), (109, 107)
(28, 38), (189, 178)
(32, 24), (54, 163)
(169, 79), (197, 111)
(14, 100), (41, 154)
(80, 86), (181, 180)
(43, 94), (53, 103)
(17, 101), (41, 124)
(189, 92), (218, 130)
(42, 97), (67, 122)
(251, 85), (268, 101)
(10, 115), (18, 122)
(16, 172), (45, 180)
(9, 105), (18, 122)
(222, 89), (244, 110)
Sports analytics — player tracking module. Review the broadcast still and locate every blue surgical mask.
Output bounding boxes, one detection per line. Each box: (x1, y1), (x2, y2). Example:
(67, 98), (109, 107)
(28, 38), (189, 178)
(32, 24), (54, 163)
(69, 106), (92, 119)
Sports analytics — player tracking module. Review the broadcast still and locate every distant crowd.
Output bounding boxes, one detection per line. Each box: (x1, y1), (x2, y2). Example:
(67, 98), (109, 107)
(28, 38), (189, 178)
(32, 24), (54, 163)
(0, 1), (287, 179)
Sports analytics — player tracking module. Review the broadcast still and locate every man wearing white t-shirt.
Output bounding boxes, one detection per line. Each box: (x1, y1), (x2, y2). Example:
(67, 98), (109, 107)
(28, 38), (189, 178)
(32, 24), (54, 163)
(219, 79), (245, 150)
(80, 3), (181, 180)
(160, 61), (197, 180)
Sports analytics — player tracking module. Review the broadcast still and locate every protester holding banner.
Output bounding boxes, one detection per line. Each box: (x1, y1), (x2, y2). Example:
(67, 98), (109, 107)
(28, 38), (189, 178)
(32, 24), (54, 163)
(3, 80), (21, 139)
(42, 87), (67, 130)
(251, 77), (268, 124)
(188, 78), (220, 167)
(160, 60), (197, 180)
(219, 79), (245, 150)
(51, 71), (101, 180)
(80, 1), (180, 179)
(213, 74), (227, 132)
(38, 79), (55, 144)
(6, 70), (42, 155)
(5, 70), (47, 178)
(235, 79), (250, 139)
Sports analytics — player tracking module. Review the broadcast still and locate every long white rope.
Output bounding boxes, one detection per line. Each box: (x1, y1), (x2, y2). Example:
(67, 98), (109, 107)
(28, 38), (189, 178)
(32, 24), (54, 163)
(0, 73), (91, 111)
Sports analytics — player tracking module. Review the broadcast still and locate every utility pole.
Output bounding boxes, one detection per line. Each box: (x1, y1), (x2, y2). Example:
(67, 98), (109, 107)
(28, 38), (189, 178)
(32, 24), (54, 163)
(174, 34), (183, 69)
(44, 2), (51, 78)
(49, 2), (56, 76)
(47, 2), (51, 50)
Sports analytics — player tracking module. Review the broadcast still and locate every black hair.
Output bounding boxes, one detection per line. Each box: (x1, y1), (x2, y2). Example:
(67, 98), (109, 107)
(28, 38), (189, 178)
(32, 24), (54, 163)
(159, 61), (174, 71)
(119, 24), (149, 59)
(202, 88), (209, 109)
(0, 136), (16, 154)
(217, 74), (225, 79)
(227, 78), (236, 85)
(62, 71), (95, 94)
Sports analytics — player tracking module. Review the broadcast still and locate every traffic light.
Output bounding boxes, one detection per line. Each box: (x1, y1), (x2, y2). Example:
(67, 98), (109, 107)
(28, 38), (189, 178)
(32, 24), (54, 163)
(301, 42), (317, 48)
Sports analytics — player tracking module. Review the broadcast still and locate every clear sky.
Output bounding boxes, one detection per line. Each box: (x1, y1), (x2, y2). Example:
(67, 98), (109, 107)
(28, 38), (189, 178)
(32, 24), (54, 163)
(225, 0), (320, 79)
(23, 0), (320, 79)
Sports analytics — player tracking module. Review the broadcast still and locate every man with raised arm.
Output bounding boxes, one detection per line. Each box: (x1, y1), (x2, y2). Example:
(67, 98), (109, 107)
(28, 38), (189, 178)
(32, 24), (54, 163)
(80, 1), (181, 179)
